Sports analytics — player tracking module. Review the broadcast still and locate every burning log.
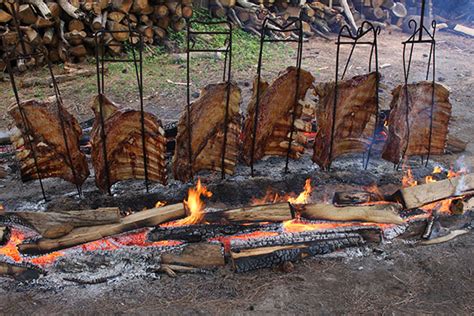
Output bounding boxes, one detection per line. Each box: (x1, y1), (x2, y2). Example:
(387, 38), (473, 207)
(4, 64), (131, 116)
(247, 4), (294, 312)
(312, 73), (378, 169)
(230, 227), (379, 272)
(8, 99), (89, 186)
(172, 83), (242, 182)
(0, 226), (10, 246)
(0, 262), (44, 280)
(389, 174), (474, 210)
(18, 203), (185, 255)
(4, 207), (120, 239)
(148, 222), (281, 243)
(333, 190), (382, 206)
(90, 95), (167, 192)
(241, 67), (315, 164)
(161, 242), (225, 268)
(203, 202), (293, 223)
(296, 202), (404, 225)
(382, 82), (452, 164)
(420, 229), (470, 245)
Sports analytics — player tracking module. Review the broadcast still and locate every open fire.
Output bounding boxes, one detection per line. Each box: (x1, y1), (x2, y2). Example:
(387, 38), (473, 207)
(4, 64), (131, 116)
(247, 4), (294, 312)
(0, 164), (473, 278)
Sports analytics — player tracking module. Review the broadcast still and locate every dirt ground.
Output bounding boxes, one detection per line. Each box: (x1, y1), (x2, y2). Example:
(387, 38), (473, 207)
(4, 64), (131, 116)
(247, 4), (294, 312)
(0, 29), (473, 314)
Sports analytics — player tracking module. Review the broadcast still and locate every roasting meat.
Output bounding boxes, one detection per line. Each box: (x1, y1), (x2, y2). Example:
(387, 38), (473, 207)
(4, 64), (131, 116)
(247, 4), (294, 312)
(312, 73), (378, 169)
(8, 99), (89, 185)
(241, 67), (315, 164)
(173, 83), (242, 182)
(382, 82), (451, 164)
(90, 95), (167, 192)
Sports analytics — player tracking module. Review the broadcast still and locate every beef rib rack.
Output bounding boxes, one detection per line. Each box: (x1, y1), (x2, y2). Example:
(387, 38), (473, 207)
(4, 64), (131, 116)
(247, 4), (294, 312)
(241, 67), (315, 164)
(312, 72), (378, 169)
(172, 82), (242, 182)
(9, 99), (89, 185)
(90, 94), (167, 192)
(382, 82), (451, 164)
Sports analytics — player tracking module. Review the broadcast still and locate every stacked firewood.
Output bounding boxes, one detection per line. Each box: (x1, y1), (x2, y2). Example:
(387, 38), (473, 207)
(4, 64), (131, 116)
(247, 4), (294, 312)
(0, 0), (193, 70)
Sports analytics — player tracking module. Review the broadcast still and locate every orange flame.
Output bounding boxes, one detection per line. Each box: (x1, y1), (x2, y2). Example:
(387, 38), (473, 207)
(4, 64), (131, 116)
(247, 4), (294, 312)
(282, 219), (392, 233)
(288, 179), (313, 205)
(402, 165), (418, 187)
(155, 201), (167, 208)
(433, 166), (442, 174)
(174, 178), (212, 226)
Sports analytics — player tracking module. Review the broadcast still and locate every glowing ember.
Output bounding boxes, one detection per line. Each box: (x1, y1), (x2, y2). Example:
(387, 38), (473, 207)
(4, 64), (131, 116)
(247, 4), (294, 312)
(425, 175), (437, 184)
(282, 219), (393, 233)
(288, 179), (313, 205)
(433, 166), (442, 174)
(173, 178), (212, 226)
(212, 231), (279, 252)
(0, 229), (64, 267)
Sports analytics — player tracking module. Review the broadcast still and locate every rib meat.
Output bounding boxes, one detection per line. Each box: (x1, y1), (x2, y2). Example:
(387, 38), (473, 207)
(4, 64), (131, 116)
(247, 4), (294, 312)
(312, 73), (378, 169)
(241, 67), (315, 164)
(90, 95), (167, 192)
(382, 82), (451, 164)
(8, 99), (89, 185)
(172, 82), (242, 182)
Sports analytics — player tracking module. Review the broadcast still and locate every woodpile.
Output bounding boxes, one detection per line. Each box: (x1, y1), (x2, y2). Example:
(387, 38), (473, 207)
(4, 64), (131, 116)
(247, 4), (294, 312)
(0, 0), (193, 69)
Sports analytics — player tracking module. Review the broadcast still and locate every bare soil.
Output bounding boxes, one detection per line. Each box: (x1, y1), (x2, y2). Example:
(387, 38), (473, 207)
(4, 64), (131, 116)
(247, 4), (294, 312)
(0, 29), (473, 314)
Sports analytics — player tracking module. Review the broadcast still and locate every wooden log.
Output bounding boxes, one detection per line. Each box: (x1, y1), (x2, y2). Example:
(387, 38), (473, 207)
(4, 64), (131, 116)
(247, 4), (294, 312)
(156, 16), (170, 29)
(333, 190), (382, 206)
(390, 174), (474, 209)
(148, 223), (281, 243)
(132, 0), (153, 15)
(58, 0), (83, 19)
(161, 242), (225, 268)
(64, 30), (86, 45)
(111, 0), (133, 13)
(230, 228), (374, 272)
(0, 9), (12, 23)
(171, 17), (186, 32)
(106, 21), (129, 41)
(0, 226), (10, 246)
(6, 207), (120, 239)
(0, 262), (44, 280)
(296, 202), (404, 224)
(152, 26), (166, 40)
(18, 4), (37, 24)
(154, 4), (169, 17)
(25, 0), (52, 19)
(182, 5), (193, 19)
(68, 44), (87, 57)
(108, 11), (125, 23)
(446, 136), (468, 154)
(47, 1), (61, 17)
(18, 203), (186, 255)
(166, 2), (182, 17)
(92, 13), (104, 31)
(203, 202), (293, 224)
(35, 16), (54, 28)
(68, 19), (84, 32)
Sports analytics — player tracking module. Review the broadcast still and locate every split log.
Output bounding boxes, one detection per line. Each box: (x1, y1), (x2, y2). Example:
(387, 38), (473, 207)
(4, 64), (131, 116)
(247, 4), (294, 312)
(420, 229), (469, 245)
(25, 0), (52, 19)
(0, 262), (44, 280)
(106, 21), (130, 42)
(230, 228), (377, 272)
(148, 223), (281, 243)
(295, 202), (404, 224)
(161, 242), (225, 268)
(58, 0), (83, 19)
(333, 190), (383, 206)
(0, 226), (10, 246)
(5, 207), (120, 239)
(202, 202), (293, 224)
(389, 174), (474, 209)
(18, 203), (185, 255)
(0, 9), (12, 23)
(18, 4), (37, 25)
(446, 135), (468, 154)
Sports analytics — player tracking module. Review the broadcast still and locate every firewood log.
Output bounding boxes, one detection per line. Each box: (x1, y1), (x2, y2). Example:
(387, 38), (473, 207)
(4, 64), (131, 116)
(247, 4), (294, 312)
(182, 5), (193, 19)
(18, 203), (186, 255)
(0, 262), (44, 280)
(25, 0), (52, 19)
(161, 243), (225, 268)
(18, 4), (38, 25)
(111, 0), (133, 13)
(0, 9), (13, 23)
(108, 11), (125, 23)
(47, 1), (61, 18)
(389, 174), (474, 209)
(58, 0), (84, 19)
(68, 19), (84, 32)
(154, 4), (169, 17)
(203, 202), (293, 224)
(132, 0), (153, 14)
(106, 21), (129, 41)
(4, 207), (121, 239)
(171, 16), (186, 32)
(295, 202), (404, 224)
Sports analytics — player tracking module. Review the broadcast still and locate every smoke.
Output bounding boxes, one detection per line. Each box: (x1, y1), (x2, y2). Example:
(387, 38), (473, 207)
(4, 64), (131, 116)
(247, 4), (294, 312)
(454, 155), (471, 196)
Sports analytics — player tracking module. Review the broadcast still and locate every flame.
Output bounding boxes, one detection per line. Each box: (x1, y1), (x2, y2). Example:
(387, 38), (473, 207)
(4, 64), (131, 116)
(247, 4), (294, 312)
(211, 231), (279, 253)
(173, 178), (212, 226)
(433, 166), (442, 174)
(288, 179), (313, 205)
(402, 165), (418, 187)
(425, 175), (437, 184)
(250, 189), (286, 205)
(155, 201), (167, 208)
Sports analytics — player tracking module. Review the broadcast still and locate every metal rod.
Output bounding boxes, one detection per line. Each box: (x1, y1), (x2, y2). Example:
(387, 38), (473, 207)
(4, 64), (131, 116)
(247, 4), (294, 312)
(185, 21), (194, 180)
(221, 25), (233, 179)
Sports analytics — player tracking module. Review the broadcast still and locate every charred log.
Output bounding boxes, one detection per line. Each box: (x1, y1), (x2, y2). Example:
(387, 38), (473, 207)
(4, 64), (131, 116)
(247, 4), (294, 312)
(18, 203), (185, 255)
(160, 242), (225, 268)
(0, 262), (44, 281)
(0, 226), (10, 246)
(148, 222), (281, 243)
